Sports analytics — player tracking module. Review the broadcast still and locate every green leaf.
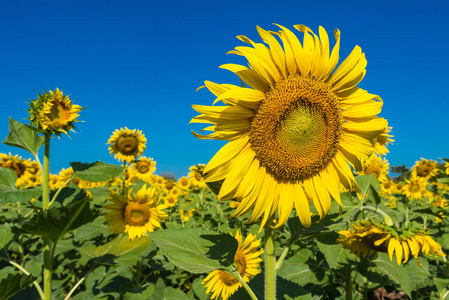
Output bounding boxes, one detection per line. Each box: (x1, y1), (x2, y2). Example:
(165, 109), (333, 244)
(70, 161), (125, 182)
(0, 273), (37, 300)
(12, 195), (99, 243)
(2, 118), (45, 159)
(192, 276), (209, 300)
(277, 249), (324, 286)
(80, 235), (152, 267)
(372, 252), (431, 296)
(0, 167), (42, 204)
(148, 228), (238, 274)
(315, 232), (353, 269)
(355, 174), (381, 205)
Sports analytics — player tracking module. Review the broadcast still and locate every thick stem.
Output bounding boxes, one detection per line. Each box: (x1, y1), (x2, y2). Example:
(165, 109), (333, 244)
(264, 226), (276, 300)
(42, 134), (53, 300)
(345, 265), (352, 300)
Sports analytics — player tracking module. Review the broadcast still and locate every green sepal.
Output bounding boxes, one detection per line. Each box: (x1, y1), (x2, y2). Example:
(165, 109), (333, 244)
(205, 179), (225, 196)
(2, 118), (45, 160)
(0, 167), (42, 204)
(70, 161), (125, 182)
(0, 273), (37, 300)
(148, 228), (238, 274)
(12, 193), (99, 243)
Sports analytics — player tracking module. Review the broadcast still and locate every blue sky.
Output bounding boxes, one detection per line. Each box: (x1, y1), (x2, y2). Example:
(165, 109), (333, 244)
(1, 0), (448, 178)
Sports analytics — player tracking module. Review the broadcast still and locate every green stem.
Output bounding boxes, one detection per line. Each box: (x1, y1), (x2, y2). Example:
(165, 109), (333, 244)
(10, 260), (45, 300)
(48, 177), (72, 208)
(345, 265), (352, 300)
(64, 277), (85, 300)
(234, 271), (258, 300)
(264, 226), (276, 300)
(42, 133), (52, 300)
(354, 205), (393, 226)
(275, 246), (289, 272)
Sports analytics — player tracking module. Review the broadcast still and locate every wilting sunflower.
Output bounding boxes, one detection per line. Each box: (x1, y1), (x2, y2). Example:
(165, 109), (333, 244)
(191, 23), (387, 228)
(373, 126), (394, 157)
(411, 158), (439, 181)
(107, 127), (147, 164)
(357, 154), (389, 182)
(28, 88), (83, 135)
(104, 185), (168, 240)
(338, 220), (446, 266)
(129, 156), (156, 182)
(402, 176), (428, 200)
(202, 230), (263, 300)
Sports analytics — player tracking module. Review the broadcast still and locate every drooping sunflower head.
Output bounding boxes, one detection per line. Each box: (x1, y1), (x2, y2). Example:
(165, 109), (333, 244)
(28, 88), (84, 136)
(103, 185), (168, 240)
(191, 23), (387, 229)
(373, 126), (394, 156)
(411, 158), (439, 181)
(357, 154), (389, 182)
(107, 127), (147, 164)
(202, 230), (263, 300)
(129, 156), (156, 182)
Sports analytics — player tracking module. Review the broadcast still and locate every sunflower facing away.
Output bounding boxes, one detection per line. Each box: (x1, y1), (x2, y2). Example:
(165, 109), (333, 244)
(338, 220), (446, 266)
(104, 185), (168, 240)
(107, 127), (147, 164)
(28, 88), (83, 135)
(202, 230), (263, 300)
(190, 24), (388, 229)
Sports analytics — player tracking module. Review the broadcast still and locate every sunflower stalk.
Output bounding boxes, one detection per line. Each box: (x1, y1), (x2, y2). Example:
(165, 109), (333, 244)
(42, 133), (53, 300)
(233, 271), (258, 300)
(345, 265), (353, 300)
(9, 261), (45, 299)
(264, 225), (276, 300)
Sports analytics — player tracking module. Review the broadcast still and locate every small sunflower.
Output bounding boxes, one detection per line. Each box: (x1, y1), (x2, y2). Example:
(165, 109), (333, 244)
(191, 23), (387, 229)
(103, 185), (168, 240)
(0, 153), (34, 188)
(411, 158), (439, 181)
(188, 164), (207, 189)
(338, 220), (446, 266)
(163, 194), (178, 207)
(445, 162), (449, 175)
(129, 156), (156, 182)
(107, 127), (147, 164)
(402, 176), (428, 200)
(373, 126), (394, 157)
(380, 180), (396, 197)
(357, 154), (389, 182)
(202, 230), (263, 300)
(180, 208), (195, 222)
(28, 88), (83, 135)
(177, 176), (191, 190)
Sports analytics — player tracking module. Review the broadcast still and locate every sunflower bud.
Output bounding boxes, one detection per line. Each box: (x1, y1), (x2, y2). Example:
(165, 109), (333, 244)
(27, 88), (84, 136)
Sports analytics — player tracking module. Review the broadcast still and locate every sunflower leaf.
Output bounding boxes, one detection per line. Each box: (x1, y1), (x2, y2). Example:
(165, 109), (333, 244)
(0, 273), (37, 300)
(70, 161), (125, 182)
(148, 228), (238, 274)
(2, 118), (45, 160)
(12, 194), (99, 243)
(0, 167), (42, 204)
(355, 174), (381, 205)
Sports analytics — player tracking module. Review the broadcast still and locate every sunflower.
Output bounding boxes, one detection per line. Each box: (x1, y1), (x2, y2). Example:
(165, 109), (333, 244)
(177, 176), (191, 190)
(0, 153), (34, 188)
(202, 230), (263, 300)
(28, 88), (83, 135)
(163, 194), (178, 207)
(107, 127), (147, 164)
(103, 185), (168, 240)
(188, 164), (207, 189)
(179, 208), (195, 222)
(373, 126), (394, 157)
(380, 180), (396, 197)
(402, 176), (428, 200)
(411, 158), (439, 181)
(445, 162), (449, 175)
(338, 220), (446, 266)
(129, 156), (156, 182)
(190, 24), (387, 229)
(357, 154), (389, 183)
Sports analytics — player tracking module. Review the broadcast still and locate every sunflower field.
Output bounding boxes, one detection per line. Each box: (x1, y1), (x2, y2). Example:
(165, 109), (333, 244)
(1, 24), (448, 300)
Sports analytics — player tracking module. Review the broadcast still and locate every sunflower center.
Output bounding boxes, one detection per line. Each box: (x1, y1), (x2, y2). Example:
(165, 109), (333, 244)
(10, 162), (27, 178)
(417, 165), (430, 177)
(249, 75), (342, 181)
(137, 162), (150, 174)
(117, 136), (139, 155)
(365, 166), (381, 179)
(124, 202), (151, 226)
(410, 183), (420, 193)
(234, 252), (247, 276)
(361, 233), (389, 253)
(47, 100), (71, 126)
(218, 270), (239, 286)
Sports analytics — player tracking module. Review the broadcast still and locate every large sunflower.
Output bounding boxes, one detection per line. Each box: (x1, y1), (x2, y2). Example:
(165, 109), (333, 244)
(202, 230), (263, 300)
(103, 185), (168, 240)
(107, 127), (147, 164)
(191, 24), (387, 228)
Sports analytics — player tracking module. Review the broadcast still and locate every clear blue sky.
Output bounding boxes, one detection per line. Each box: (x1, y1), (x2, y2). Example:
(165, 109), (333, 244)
(1, 0), (448, 178)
